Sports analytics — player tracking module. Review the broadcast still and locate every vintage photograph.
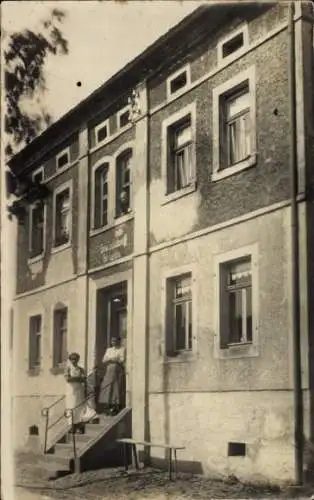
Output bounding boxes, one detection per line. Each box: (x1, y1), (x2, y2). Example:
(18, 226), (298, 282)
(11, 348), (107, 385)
(1, 1), (314, 499)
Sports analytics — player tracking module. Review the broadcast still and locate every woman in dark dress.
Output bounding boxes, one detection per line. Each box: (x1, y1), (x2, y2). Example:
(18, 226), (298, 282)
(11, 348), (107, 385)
(98, 337), (126, 415)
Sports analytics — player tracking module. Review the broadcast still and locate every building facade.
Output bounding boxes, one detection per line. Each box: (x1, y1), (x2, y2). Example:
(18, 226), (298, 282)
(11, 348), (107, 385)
(7, 2), (314, 483)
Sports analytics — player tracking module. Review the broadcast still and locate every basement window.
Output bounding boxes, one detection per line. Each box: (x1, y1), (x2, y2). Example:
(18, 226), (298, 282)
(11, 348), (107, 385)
(29, 425), (39, 436)
(228, 442), (246, 457)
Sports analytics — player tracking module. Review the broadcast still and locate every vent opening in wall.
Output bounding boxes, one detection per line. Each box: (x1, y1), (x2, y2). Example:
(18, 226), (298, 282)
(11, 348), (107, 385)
(228, 442), (246, 456)
(170, 70), (187, 95)
(29, 425), (39, 436)
(222, 32), (244, 59)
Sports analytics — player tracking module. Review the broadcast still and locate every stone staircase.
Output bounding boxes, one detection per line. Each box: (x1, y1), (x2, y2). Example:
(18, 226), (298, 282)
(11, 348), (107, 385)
(43, 408), (132, 477)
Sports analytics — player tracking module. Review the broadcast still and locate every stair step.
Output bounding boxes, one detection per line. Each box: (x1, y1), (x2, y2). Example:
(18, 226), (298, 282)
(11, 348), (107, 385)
(42, 453), (71, 467)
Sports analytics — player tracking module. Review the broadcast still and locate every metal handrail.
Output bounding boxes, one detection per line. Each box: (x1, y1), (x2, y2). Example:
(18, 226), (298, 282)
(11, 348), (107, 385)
(64, 361), (126, 462)
(41, 364), (100, 453)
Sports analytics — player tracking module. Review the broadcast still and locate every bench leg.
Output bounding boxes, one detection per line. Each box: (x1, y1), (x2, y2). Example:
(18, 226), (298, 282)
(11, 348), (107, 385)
(168, 448), (172, 481)
(132, 444), (139, 470)
(123, 443), (129, 471)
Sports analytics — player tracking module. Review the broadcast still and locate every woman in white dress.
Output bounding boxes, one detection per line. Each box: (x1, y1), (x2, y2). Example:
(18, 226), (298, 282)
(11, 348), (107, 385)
(98, 337), (126, 415)
(64, 352), (86, 433)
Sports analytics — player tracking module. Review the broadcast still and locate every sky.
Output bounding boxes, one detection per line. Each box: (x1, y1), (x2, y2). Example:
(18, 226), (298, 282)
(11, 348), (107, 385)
(2, 0), (208, 124)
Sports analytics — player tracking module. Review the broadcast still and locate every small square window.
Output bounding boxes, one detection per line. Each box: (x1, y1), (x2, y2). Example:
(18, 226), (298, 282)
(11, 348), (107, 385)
(95, 122), (109, 144)
(170, 70), (187, 95)
(56, 150), (70, 170)
(29, 315), (42, 369)
(119, 109), (130, 129)
(167, 116), (194, 194)
(54, 187), (71, 247)
(166, 273), (192, 356)
(220, 257), (252, 348)
(33, 170), (43, 184)
(222, 33), (244, 59)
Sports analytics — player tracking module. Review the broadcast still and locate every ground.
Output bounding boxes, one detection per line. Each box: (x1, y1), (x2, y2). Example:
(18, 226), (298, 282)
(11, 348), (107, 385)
(12, 453), (314, 500)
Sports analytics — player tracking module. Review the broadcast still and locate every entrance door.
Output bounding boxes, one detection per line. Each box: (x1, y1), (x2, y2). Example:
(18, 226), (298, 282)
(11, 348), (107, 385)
(108, 292), (127, 348)
(95, 281), (128, 364)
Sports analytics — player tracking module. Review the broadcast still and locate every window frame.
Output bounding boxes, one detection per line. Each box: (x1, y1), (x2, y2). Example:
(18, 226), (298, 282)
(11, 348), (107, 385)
(52, 305), (68, 369)
(92, 159), (111, 230)
(161, 102), (197, 204)
(161, 264), (197, 362)
(117, 105), (131, 131)
(214, 244), (259, 359)
(52, 181), (72, 250)
(167, 64), (191, 101)
(95, 119), (110, 146)
(28, 313), (42, 372)
(56, 147), (71, 171)
(217, 24), (249, 66)
(28, 167), (46, 262)
(115, 148), (133, 218)
(212, 66), (257, 181)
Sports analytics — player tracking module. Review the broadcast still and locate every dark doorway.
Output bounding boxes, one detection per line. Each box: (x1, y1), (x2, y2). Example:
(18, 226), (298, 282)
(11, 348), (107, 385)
(95, 281), (127, 365)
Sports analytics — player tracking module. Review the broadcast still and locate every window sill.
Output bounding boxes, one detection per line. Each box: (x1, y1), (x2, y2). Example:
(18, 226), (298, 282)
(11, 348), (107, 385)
(163, 350), (196, 364)
(27, 367), (41, 376)
(50, 365), (65, 375)
(162, 182), (197, 206)
(212, 154), (257, 182)
(90, 213), (133, 237)
(215, 340), (259, 359)
(51, 241), (71, 254)
(28, 253), (45, 265)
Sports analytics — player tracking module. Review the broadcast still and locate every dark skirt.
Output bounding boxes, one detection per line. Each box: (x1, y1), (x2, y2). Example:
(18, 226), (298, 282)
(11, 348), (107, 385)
(98, 361), (125, 410)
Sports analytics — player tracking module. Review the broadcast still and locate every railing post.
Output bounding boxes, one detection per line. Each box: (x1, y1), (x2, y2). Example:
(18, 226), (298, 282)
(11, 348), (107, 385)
(41, 408), (49, 454)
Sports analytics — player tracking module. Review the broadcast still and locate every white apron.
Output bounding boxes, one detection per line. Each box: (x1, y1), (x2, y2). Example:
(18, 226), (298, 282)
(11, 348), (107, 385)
(65, 364), (85, 425)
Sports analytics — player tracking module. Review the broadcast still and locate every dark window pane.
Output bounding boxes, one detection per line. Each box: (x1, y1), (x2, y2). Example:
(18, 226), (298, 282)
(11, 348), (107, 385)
(222, 33), (244, 58)
(229, 290), (242, 343)
(246, 287), (252, 342)
(170, 71), (187, 94)
(97, 125), (108, 143)
(175, 303), (186, 350)
(120, 110), (129, 128)
(188, 300), (192, 349)
(57, 152), (69, 169)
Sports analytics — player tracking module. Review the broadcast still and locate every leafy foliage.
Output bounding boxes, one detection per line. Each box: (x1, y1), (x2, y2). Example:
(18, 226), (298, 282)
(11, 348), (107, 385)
(4, 8), (69, 157)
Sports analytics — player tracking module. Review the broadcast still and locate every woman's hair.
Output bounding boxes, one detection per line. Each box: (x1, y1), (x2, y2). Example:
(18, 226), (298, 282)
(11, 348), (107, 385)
(68, 352), (80, 361)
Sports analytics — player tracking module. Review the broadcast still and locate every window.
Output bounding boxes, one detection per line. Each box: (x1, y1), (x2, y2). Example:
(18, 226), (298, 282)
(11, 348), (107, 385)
(56, 148), (70, 169)
(54, 187), (71, 246)
(167, 65), (190, 100)
(223, 85), (251, 167)
(95, 120), (109, 144)
(220, 257), (252, 347)
(116, 150), (132, 217)
(218, 25), (248, 64)
(33, 169), (43, 184)
(118, 107), (130, 129)
(212, 67), (256, 180)
(223, 33), (244, 58)
(167, 274), (192, 355)
(29, 315), (42, 369)
(168, 116), (194, 194)
(170, 70), (187, 95)
(53, 307), (68, 366)
(29, 203), (45, 258)
(94, 163), (109, 228)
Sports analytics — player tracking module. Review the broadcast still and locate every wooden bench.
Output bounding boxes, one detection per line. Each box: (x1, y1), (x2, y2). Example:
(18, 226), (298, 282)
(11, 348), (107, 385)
(116, 438), (185, 480)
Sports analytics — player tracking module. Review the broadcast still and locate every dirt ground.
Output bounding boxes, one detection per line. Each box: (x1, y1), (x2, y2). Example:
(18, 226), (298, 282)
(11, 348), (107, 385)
(13, 453), (313, 500)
